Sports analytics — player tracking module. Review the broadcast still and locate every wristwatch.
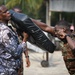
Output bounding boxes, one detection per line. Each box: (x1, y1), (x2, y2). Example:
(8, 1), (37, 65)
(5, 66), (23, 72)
(65, 34), (70, 38)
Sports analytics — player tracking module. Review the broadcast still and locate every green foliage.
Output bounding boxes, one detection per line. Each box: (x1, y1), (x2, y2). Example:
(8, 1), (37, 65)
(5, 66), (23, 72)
(1, 0), (75, 24)
(0, 0), (45, 21)
(5, 0), (43, 19)
(6, 0), (21, 8)
(0, 0), (4, 5)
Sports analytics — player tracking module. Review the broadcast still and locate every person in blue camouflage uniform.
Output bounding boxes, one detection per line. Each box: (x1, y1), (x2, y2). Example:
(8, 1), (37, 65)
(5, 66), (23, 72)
(0, 5), (26, 75)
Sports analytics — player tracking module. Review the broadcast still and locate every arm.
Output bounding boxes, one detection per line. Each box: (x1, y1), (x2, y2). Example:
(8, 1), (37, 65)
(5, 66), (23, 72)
(66, 36), (75, 50)
(22, 32), (30, 67)
(56, 30), (75, 50)
(65, 35), (75, 56)
(24, 47), (30, 67)
(31, 19), (55, 34)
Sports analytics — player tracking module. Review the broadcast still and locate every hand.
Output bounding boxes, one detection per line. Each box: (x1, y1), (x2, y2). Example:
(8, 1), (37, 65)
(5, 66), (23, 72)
(26, 58), (30, 67)
(56, 30), (66, 39)
(22, 32), (29, 42)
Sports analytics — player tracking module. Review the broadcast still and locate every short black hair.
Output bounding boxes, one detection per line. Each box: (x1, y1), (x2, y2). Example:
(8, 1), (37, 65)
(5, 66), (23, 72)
(56, 20), (71, 31)
(12, 6), (22, 12)
(12, 6), (21, 10)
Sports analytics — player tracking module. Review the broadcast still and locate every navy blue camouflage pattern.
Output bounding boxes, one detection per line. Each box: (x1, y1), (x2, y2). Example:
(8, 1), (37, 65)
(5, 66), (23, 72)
(0, 23), (24, 75)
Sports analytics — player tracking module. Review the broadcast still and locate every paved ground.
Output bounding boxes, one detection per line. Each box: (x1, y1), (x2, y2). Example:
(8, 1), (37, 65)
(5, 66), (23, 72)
(23, 50), (70, 75)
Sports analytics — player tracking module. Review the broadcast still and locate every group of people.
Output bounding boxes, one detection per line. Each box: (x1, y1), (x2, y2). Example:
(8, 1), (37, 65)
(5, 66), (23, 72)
(0, 4), (75, 75)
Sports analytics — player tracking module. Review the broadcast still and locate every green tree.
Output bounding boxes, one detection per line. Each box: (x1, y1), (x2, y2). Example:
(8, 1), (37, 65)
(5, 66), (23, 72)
(0, 0), (5, 5)
(5, 0), (43, 19)
(0, 0), (46, 21)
